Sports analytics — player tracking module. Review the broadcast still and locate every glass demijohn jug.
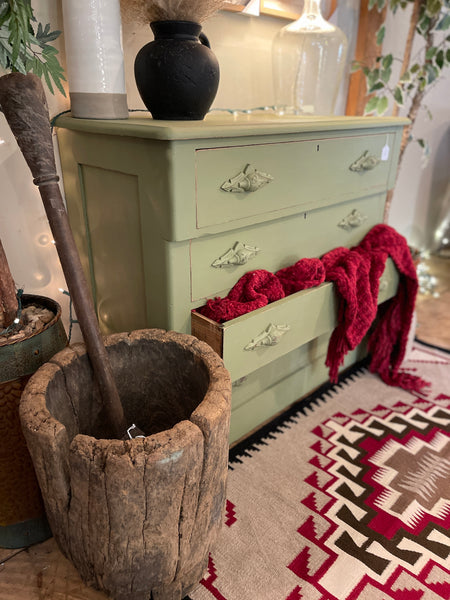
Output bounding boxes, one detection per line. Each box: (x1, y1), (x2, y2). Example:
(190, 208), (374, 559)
(272, 0), (348, 115)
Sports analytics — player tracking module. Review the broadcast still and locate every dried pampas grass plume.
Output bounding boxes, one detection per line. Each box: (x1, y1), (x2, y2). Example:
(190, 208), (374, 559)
(121, 0), (225, 24)
(120, 0), (146, 24)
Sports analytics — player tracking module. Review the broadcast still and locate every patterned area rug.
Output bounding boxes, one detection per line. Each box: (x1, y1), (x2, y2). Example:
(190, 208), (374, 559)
(188, 343), (450, 600)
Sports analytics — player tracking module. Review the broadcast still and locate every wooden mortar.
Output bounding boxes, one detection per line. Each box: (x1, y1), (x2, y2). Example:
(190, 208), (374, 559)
(20, 329), (231, 600)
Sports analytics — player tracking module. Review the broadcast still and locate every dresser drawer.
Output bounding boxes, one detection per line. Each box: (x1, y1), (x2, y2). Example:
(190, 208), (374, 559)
(191, 259), (399, 382)
(195, 132), (395, 229)
(190, 194), (385, 301)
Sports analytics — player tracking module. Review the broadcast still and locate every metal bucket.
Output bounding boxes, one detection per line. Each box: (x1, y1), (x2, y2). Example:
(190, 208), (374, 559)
(0, 294), (67, 548)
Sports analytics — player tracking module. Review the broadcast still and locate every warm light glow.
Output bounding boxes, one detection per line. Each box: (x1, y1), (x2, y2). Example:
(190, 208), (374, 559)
(38, 234), (50, 245)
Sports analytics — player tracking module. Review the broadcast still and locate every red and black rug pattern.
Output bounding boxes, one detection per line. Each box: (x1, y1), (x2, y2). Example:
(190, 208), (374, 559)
(287, 395), (450, 599)
(188, 344), (450, 600)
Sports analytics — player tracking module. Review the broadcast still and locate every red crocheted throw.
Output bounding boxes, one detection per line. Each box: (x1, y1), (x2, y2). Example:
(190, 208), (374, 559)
(197, 224), (428, 392)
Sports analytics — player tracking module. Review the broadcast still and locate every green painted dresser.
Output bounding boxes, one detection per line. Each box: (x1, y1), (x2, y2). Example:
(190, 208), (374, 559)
(55, 113), (408, 443)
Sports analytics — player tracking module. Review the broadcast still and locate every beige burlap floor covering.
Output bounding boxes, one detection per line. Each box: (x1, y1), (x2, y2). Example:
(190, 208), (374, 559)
(188, 343), (450, 600)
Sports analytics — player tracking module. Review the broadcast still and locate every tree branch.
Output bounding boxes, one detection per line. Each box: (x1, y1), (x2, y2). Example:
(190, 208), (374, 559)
(398, 14), (437, 167)
(383, 2), (439, 222)
(0, 238), (18, 330)
(392, 0), (422, 117)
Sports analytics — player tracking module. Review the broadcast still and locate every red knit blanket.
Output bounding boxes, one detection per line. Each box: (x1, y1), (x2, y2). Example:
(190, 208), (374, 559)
(198, 224), (428, 392)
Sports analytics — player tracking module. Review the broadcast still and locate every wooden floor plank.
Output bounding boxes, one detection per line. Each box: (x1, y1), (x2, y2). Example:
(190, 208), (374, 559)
(0, 538), (106, 600)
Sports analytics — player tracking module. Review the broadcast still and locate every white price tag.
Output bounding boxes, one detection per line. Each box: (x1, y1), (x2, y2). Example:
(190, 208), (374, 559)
(381, 143), (390, 161)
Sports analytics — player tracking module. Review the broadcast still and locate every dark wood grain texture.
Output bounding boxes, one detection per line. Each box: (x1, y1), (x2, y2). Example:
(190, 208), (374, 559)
(0, 239), (18, 330)
(0, 72), (127, 439)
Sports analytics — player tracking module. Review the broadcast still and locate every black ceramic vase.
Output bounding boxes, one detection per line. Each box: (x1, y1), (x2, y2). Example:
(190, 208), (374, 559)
(134, 20), (220, 120)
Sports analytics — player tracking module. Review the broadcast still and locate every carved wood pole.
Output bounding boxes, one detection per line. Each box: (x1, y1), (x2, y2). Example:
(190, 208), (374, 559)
(0, 238), (18, 330)
(0, 72), (127, 439)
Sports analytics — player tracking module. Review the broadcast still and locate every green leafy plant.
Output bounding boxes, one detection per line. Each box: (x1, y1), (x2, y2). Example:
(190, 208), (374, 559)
(0, 2), (65, 331)
(353, 0), (449, 166)
(0, 0), (65, 95)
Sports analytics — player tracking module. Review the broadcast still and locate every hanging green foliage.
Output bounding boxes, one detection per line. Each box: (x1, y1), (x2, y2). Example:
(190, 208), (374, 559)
(353, 0), (449, 118)
(0, 0), (65, 95)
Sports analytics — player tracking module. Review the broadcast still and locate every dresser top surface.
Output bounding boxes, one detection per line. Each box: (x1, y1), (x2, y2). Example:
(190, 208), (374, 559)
(55, 111), (409, 141)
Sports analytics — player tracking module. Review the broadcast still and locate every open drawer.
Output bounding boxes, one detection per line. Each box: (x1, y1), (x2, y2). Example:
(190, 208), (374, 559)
(191, 259), (399, 382)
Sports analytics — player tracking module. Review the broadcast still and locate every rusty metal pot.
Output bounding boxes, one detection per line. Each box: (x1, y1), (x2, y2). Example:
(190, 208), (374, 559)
(0, 294), (67, 548)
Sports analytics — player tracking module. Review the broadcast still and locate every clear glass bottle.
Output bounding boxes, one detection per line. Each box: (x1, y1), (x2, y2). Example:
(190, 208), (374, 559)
(272, 0), (348, 115)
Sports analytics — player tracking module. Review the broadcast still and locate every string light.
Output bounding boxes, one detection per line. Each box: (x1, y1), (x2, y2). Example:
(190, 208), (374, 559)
(38, 234), (50, 245)
(417, 251), (440, 298)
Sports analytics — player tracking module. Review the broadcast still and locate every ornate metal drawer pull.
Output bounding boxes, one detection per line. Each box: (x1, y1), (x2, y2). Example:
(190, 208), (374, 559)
(220, 163), (274, 193)
(337, 209), (368, 231)
(244, 323), (290, 351)
(211, 241), (260, 268)
(233, 376), (248, 387)
(349, 150), (380, 172)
